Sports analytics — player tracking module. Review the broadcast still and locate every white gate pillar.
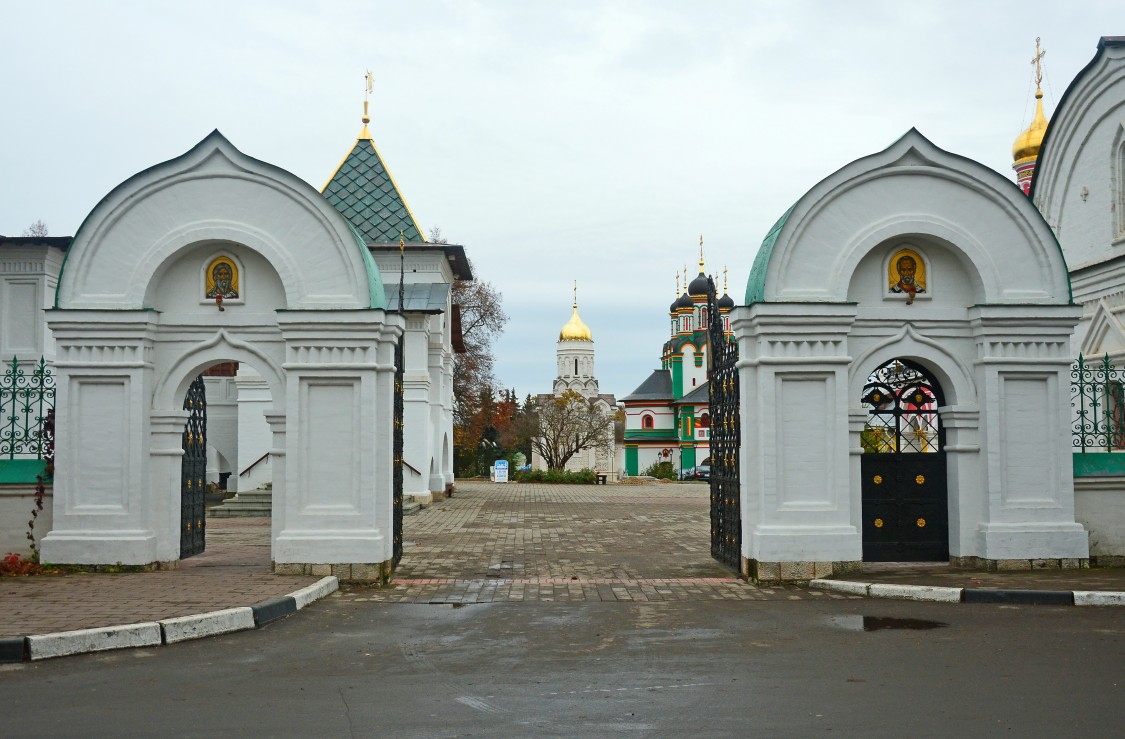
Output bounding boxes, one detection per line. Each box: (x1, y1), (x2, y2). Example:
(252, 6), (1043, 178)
(971, 306), (1088, 563)
(736, 303), (862, 581)
(272, 310), (404, 581)
(149, 409), (191, 563)
(41, 311), (160, 566)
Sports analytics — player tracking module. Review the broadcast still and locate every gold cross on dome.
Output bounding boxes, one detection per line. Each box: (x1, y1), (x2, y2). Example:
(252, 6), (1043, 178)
(1031, 37), (1046, 87)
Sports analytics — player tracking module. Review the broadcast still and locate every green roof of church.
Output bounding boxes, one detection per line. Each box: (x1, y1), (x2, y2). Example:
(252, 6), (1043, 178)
(323, 137), (424, 244)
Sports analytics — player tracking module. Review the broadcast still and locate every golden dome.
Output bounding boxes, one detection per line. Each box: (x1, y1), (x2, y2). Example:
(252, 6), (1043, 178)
(1012, 88), (1049, 163)
(559, 304), (593, 342)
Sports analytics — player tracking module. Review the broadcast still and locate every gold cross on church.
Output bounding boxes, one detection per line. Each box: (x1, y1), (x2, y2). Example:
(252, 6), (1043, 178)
(1031, 37), (1046, 87)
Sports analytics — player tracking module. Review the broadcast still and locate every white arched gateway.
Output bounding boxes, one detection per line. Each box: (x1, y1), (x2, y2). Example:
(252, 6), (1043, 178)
(734, 129), (1088, 582)
(42, 132), (404, 580)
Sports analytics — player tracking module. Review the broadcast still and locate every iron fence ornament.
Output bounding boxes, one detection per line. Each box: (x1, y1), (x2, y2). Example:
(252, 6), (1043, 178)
(1, 357), (55, 459)
(1071, 353), (1125, 452)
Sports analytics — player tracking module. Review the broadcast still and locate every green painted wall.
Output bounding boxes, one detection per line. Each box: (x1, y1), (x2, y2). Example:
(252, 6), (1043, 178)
(681, 445), (697, 470)
(1073, 453), (1125, 477)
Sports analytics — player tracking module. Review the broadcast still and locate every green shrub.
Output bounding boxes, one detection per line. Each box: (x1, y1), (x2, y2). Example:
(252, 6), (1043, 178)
(512, 467), (597, 484)
(641, 460), (676, 480)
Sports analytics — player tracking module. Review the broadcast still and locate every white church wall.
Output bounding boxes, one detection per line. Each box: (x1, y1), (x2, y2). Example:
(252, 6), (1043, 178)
(1073, 478), (1125, 560)
(0, 244), (62, 363)
(234, 367), (272, 492)
(203, 376), (237, 485)
(0, 484), (52, 557)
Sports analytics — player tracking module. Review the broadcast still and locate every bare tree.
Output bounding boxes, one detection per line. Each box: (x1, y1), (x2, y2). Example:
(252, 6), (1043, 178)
(22, 220), (48, 237)
(519, 390), (617, 471)
(431, 227), (511, 471)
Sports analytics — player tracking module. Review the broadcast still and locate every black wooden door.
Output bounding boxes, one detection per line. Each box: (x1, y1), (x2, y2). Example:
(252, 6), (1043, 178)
(860, 360), (948, 562)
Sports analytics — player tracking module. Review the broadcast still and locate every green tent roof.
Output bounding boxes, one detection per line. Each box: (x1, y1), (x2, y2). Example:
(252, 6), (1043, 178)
(323, 138), (424, 244)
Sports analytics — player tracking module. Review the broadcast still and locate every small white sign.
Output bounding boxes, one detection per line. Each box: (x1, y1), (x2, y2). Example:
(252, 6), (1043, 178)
(494, 459), (509, 483)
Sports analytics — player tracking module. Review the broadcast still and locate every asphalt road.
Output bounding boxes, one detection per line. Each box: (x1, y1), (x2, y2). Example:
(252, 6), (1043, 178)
(2, 595), (1122, 737)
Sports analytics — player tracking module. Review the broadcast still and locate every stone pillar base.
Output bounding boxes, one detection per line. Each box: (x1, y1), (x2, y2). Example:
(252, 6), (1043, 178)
(409, 492), (434, 507)
(743, 557), (862, 584)
(949, 555), (1090, 571)
(273, 561), (393, 585)
(40, 530), (159, 566)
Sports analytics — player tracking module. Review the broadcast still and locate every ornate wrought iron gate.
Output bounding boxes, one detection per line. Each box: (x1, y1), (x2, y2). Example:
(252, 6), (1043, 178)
(860, 359), (948, 562)
(180, 375), (207, 559)
(393, 335), (404, 567)
(707, 278), (741, 570)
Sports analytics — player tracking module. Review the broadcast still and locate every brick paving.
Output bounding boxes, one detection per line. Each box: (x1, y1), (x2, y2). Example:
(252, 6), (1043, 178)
(0, 518), (318, 638)
(345, 480), (832, 603)
(6, 481), (1121, 638)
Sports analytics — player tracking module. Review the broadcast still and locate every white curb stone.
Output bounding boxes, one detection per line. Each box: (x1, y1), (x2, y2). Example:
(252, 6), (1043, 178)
(28, 622), (162, 661)
(160, 607), (256, 644)
(868, 583), (962, 602)
(809, 579), (870, 596)
(289, 576), (340, 610)
(1074, 591), (1125, 607)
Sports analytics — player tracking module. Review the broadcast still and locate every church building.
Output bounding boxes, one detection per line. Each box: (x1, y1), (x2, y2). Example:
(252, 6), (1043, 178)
(621, 248), (734, 477)
(531, 287), (619, 475)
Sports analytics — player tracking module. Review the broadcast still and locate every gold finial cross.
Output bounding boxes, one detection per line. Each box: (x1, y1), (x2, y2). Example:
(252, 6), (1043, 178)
(573, 280), (577, 308)
(399, 229), (405, 254)
(675, 269), (680, 297)
(723, 266), (728, 293)
(365, 69), (374, 101)
(1031, 37), (1046, 88)
(699, 234), (705, 270)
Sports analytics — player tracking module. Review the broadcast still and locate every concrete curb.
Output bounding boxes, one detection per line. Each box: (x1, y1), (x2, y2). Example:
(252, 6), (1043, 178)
(1, 576), (339, 664)
(160, 607), (256, 644)
(290, 576), (340, 609)
(810, 578), (1125, 606)
(28, 622), (162, 661)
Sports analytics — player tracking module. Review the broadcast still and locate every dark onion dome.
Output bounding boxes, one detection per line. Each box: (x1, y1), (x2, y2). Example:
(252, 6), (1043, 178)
(676, 291), (693, 309)
(718, 292), (735, 310)
(669, 297), (680, 313)
(687, 270), (710, 296)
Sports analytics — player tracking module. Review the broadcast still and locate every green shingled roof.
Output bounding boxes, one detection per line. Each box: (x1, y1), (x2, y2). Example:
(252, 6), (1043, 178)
(323, 139), (424, 243)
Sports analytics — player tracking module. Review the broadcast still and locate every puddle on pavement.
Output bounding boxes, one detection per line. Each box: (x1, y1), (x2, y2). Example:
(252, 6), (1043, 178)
(830, 615), (949, 632)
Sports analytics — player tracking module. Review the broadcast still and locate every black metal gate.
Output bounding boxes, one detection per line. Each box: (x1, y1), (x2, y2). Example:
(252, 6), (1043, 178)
(180, 375), (207, 559)
(860, 359), (948, 562)
(707, 278), (741, 570)
(392, 335), (404, 567)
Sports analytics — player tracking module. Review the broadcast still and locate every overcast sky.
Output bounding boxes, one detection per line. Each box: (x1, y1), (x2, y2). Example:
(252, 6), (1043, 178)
(2, 2), (1120, 397)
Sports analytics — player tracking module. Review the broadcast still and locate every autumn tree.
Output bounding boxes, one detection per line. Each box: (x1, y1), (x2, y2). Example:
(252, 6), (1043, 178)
(515, 390), (617, 471)
(430, 227), (511, 472)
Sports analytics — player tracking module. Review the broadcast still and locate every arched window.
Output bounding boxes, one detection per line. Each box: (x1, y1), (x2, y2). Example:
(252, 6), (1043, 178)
(574, 358), (578, 375)
(701, 307), (708, 327)
(699, 412), (710, 428)
(642, 414), (654, 429)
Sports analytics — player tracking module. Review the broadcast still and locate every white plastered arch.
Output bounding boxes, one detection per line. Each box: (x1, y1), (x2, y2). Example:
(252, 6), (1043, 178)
(153, 329), (286, 410)
(756, 129), (1071, 306)
(847, 325), (977, 407)
(56, 130), (382, 311)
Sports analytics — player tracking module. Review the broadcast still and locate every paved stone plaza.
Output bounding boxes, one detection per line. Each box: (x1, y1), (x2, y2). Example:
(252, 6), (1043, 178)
(348, 480), (825, 603)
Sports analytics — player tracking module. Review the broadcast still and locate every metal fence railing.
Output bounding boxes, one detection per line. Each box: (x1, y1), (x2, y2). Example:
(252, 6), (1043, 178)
(0, 357), (55, 460)
(1071, 353), (1125, 453)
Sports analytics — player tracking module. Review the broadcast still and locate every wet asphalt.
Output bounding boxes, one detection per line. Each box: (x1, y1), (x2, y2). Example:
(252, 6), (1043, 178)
(2, 595), (1122, 737)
